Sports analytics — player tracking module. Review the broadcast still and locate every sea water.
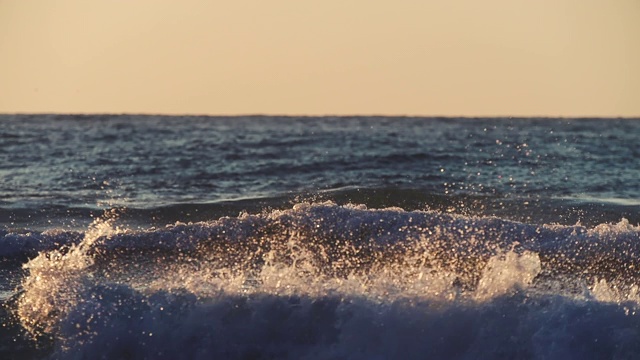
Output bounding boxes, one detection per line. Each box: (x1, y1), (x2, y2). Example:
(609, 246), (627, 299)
(1, 115), (640, 359)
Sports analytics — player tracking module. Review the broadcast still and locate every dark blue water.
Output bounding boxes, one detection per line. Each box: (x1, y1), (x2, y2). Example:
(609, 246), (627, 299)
(1, 115), (640, 359)
(2, 115), (639, 229)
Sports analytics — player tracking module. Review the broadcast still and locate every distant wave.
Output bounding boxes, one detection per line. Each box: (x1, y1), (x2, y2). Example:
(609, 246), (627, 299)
(3, 186), (640, 233)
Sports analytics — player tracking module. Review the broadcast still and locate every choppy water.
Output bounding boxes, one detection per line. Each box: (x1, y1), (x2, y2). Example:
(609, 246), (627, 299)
(1, 115), (640, 359)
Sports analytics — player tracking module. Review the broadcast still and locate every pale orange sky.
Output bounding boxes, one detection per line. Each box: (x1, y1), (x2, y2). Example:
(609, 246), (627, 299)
(1, 0), (639, 116)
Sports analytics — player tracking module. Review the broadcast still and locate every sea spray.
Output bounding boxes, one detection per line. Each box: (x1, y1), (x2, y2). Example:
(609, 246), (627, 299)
(474, 250), (541, 301)
(17, 211), (124, 338)
(10, 202), (640, 358)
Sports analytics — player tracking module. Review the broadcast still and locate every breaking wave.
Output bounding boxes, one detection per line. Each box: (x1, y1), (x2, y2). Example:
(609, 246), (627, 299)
(5, 202), (640, 359)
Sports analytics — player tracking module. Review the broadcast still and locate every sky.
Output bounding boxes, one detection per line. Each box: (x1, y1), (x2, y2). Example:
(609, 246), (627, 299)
(1, 0), (639, 117)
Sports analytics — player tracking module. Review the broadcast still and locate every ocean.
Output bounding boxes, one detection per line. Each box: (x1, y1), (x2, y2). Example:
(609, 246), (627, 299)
(1, 114), (640, 359)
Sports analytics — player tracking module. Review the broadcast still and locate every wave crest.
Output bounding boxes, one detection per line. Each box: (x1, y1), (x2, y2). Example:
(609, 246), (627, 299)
(8, 202), (640, 358)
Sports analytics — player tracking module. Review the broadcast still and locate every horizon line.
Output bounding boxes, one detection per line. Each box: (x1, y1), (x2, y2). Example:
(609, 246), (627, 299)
(1, 112), (639, 120)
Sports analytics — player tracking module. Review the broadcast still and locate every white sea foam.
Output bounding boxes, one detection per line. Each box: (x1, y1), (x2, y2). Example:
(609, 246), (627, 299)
(9, 202), (640, 358)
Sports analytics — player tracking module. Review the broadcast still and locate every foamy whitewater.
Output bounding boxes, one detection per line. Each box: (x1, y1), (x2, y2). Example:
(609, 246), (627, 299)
(1, 115), (640, 359)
